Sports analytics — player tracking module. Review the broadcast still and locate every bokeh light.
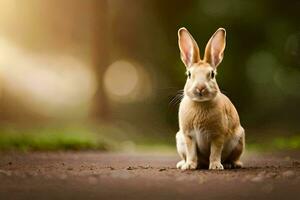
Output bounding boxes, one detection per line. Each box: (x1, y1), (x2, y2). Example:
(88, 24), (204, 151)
(103, 60), (153, 103)
(246, 51), (278, 85)
(0, 37), (97, 119)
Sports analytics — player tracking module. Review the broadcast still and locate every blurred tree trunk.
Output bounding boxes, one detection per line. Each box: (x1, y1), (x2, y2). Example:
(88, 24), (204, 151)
(90, 0), (111, 121)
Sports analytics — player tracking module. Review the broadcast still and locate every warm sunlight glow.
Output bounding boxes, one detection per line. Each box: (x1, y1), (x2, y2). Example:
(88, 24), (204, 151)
(104, 60), (139, 97)
(104, 60), (153, 103)
(0, 37), (97, 118)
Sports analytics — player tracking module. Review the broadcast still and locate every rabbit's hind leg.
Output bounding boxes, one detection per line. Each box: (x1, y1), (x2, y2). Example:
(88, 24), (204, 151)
(176, 131), (186, 169)
(226, 128), (245, 169)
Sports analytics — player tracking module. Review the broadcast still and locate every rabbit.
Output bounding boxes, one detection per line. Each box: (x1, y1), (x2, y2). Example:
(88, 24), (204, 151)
(176, 27), (245, 170)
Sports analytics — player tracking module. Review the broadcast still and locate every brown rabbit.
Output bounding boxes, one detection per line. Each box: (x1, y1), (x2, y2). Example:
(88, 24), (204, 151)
(176, 27), (245, 170)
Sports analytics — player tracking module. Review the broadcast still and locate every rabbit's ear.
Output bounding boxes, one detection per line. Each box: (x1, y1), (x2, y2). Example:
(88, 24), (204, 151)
(204, 28), (226, 68)
(178, 28), (201, 68)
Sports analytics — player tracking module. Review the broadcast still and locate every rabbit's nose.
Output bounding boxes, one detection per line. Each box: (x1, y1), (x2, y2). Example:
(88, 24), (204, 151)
(195, 85), (206, 96)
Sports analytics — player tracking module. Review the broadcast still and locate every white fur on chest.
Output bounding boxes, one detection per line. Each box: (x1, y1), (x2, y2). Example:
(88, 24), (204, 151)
(190, 128), (243, 161)
(190, 129), (211, 157)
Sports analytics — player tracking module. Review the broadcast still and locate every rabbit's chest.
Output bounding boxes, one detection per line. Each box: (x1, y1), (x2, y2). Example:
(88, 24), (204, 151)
(192, 129), (212, 156)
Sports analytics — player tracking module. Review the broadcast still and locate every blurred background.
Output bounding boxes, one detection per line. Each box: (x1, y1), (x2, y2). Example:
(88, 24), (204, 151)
(0, 0), (299, 152)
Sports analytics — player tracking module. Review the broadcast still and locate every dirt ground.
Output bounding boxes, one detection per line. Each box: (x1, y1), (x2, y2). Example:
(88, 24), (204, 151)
(0, 151), (300, 200)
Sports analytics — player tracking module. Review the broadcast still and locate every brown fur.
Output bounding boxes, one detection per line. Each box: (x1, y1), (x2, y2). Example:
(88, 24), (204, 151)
(176, 27), (245, 170)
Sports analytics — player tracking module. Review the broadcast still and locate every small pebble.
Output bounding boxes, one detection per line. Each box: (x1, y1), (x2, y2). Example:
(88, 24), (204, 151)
(126, 166), (134, 170)
(139, 165), (150, 169)
(265, 172), (277, 179)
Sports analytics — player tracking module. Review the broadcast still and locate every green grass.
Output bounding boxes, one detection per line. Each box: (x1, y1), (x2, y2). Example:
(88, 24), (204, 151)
(272, 136), (300, 150)
(247, 135), (300, 152)
(0, 124), (299, 152)
(0, 125), (108, 151)
(0, 123), (175, 152)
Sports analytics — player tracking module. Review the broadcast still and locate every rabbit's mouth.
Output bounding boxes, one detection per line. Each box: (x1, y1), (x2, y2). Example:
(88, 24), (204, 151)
(186, 90), (218, 102)
(190, 96), (212, 102)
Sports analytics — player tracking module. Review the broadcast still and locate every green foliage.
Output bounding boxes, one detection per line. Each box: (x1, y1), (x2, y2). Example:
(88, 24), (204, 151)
(272, 136), (300, 150)
(0, 124), (175, 152)
(247, 135), (300, 151)
(0, 126), (108, 151)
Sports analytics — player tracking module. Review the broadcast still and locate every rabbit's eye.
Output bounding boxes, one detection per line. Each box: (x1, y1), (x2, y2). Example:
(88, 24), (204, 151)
(186, 71), (191, 79)
(211, 71), (215, 79)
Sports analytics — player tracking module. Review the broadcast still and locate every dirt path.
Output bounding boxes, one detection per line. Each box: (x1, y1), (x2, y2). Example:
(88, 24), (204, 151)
(0, 151), (300, 200)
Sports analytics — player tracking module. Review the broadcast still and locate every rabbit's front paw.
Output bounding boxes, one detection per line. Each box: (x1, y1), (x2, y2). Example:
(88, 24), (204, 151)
(232, 161), (243, 169)
(181, 161), (197, 170)
(176, 160), (186, 169)
(209, 162), (224, 170)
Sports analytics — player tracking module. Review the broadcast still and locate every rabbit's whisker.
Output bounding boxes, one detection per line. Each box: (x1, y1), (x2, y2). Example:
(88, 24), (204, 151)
(169, 90), (184, 106)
